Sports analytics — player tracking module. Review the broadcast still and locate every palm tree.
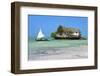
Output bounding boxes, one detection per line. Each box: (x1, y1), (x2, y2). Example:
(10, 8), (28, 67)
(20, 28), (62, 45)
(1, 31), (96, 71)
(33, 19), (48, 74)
(57, 25), (64, 35)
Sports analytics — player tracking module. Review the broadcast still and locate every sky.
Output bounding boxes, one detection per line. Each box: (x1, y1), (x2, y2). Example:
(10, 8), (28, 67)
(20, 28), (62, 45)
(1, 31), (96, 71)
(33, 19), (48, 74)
(28, 15), (88, 38)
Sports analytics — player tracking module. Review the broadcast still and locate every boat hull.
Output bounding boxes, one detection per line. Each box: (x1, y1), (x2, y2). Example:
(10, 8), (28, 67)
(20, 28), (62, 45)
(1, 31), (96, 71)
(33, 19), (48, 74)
(35, 38), (49, 41)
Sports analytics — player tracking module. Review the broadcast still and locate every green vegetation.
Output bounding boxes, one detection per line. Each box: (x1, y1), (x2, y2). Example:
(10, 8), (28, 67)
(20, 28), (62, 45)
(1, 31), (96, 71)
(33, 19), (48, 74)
(51, 32), (56, 38)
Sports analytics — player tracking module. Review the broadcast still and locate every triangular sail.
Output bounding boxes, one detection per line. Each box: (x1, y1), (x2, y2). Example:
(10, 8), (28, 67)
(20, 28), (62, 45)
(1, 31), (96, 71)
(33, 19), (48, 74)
(37, 28), (45, 39)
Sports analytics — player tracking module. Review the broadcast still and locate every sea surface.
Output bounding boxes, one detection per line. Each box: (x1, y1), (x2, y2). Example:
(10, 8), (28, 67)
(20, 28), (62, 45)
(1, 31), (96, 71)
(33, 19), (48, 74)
(28, 39), (88, 60)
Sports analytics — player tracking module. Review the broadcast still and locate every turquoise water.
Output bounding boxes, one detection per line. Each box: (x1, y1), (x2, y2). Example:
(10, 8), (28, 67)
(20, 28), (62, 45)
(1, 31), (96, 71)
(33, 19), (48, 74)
(28, 39), (88, 60)
(28, 40), (88, 49)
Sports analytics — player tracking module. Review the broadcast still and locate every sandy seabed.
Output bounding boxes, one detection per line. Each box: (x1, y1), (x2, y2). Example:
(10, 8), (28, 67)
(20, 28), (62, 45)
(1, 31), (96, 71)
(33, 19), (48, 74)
(28, 45), (88, 60)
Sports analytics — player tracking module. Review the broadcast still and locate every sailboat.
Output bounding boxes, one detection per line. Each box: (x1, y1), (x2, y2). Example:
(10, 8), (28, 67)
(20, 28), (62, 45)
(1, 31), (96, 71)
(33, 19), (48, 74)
(36, 28), (48, 41)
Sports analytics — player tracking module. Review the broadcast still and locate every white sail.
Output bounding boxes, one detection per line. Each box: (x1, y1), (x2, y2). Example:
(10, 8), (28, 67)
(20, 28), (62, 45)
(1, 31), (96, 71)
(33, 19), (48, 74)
(37, 29), (45, 39)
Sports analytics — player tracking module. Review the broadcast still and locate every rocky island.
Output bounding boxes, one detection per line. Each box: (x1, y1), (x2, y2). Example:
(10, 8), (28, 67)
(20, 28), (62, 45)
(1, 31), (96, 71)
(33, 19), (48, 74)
(51, 25), (86, 39)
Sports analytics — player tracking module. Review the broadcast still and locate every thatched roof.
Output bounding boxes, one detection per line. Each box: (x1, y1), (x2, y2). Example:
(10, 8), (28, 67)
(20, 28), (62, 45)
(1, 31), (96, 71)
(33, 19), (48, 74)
(56, 25), (80, 34)
(64, 27), (80, 33)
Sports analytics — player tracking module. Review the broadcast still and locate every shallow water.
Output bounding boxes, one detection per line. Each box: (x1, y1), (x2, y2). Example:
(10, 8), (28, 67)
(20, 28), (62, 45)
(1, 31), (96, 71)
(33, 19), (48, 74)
(29, 40), (87, 48)
(28, 40), (88, 60)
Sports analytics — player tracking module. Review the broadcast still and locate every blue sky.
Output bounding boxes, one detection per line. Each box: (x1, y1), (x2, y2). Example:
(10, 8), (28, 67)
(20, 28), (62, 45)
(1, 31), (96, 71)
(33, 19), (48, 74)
(28, 15), (88, 38)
